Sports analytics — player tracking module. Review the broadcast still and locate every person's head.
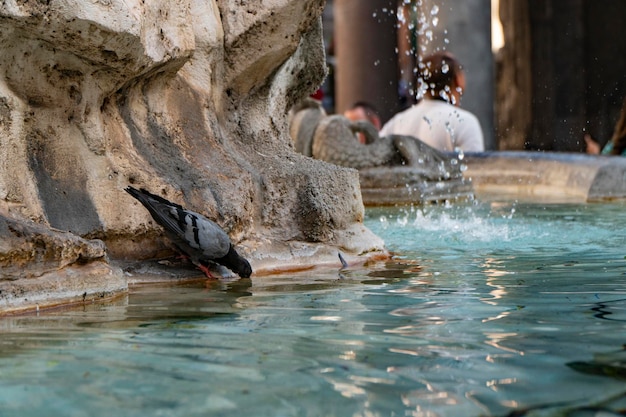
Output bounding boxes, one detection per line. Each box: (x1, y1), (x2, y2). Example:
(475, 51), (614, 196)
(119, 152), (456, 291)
(343, 101), (382, 130)
(418, 52), (465, 106)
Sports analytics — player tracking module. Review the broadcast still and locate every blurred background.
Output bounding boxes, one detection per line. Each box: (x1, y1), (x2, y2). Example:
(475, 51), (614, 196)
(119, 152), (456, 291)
(318, 0), (626, 152)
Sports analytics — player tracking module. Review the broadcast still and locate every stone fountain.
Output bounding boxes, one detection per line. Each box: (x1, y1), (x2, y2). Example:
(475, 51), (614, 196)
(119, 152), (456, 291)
(0, 0), (386, 313)
(4, 0), (623, 315)
(289, 98), (474, 205)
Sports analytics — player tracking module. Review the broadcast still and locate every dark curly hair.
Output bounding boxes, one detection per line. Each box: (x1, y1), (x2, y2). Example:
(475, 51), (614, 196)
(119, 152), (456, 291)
(418, 52), (463, 101)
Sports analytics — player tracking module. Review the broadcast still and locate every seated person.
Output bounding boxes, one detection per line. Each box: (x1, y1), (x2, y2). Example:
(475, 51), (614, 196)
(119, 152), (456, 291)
(343, 101), (382, 144)
(380, 52), (485, 152)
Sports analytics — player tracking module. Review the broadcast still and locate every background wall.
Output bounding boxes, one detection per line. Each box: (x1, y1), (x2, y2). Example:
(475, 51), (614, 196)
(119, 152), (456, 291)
(498, 0), (626, 151)
(328, 0), (626, 152)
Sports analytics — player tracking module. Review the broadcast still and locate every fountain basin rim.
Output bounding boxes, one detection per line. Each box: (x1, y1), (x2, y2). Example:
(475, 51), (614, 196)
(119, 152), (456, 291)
(464, 151), (626, 203)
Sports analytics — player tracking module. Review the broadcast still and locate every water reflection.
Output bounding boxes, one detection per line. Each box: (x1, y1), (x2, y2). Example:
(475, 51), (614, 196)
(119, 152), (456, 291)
(2, 203), (626, 415)
(480, 257), (512, 306)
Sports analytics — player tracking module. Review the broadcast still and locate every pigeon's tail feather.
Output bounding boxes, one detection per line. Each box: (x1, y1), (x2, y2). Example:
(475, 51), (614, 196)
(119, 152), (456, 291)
(125, 186), (187, 237)
(125, 186), (184, 210)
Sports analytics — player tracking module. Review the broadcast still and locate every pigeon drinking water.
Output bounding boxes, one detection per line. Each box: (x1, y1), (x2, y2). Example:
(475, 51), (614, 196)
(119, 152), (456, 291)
(125, 186), (252, 278)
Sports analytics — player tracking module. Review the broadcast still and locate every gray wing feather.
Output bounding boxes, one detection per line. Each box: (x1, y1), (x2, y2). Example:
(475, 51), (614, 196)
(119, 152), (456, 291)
(126, 187), (230, 260)
(177, 211), (231, 259)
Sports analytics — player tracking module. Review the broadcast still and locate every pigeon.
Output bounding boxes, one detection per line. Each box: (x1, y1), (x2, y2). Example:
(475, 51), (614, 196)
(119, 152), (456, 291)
(124, 186), (252, 278)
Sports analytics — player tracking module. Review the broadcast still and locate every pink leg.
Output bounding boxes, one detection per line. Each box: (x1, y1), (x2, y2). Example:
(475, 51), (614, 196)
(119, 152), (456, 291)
(197, 263), (216, 279)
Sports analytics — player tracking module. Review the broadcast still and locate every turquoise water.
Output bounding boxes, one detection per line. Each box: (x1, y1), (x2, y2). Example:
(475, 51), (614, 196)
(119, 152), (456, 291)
(2, 201), (626, 416)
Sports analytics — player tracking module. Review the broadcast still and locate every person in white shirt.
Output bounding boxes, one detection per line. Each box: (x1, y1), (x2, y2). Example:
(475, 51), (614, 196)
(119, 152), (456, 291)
(380, 52), (485, 152)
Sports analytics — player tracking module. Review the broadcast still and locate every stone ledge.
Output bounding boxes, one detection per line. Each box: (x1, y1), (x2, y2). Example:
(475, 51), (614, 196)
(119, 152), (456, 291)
(464, 151), (626, 202)
(0, 262), (126, 315)
(359, 166), (474, 206)
(0, 236), (389, 315)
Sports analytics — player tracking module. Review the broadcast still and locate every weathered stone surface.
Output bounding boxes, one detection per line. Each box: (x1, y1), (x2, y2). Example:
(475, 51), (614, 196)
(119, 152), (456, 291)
(359, 167), (473, 206)
(464, 152), (626, 202)
(0, 262), (126, 314)
(0, 213), (126, 314)
(0, 214), (107, 279)
(0, 0), (387, 312)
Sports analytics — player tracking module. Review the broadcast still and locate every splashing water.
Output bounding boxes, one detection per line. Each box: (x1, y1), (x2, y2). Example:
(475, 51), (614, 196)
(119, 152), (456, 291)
(369, 203), (517, 247)
(365, 201), (625, 258)
(401, 1), (453, 101)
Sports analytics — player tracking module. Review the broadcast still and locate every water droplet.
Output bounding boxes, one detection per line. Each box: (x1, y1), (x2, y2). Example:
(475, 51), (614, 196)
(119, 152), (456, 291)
(379, 215), (389, 229)
(507, 208), (516, 220)
(397, 8), (406, 24)
(441, 63), (449, 74)
(431, 5), (439, 15)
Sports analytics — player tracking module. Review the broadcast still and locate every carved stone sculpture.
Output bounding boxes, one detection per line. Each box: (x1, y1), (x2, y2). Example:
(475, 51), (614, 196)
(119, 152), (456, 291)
(0, 0), (385, 313)
(289, 99), (473, 204)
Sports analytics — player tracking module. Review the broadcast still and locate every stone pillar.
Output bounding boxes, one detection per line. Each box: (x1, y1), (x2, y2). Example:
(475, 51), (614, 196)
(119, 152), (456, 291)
(334, 0), (400, 123)
(496, 0), (532, 150)
(418, 0), (495, 150)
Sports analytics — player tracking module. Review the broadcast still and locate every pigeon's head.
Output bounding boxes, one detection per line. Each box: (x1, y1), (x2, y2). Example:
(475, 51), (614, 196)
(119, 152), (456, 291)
(222, 244), (252, 278)
(236, 258), (253, 278)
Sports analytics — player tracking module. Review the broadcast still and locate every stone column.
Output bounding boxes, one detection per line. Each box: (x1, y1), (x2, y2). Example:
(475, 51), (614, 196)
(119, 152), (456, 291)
(334, 0), (400, 123)
(418, 0), (495, 149)
(496, 0), (532, 150)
